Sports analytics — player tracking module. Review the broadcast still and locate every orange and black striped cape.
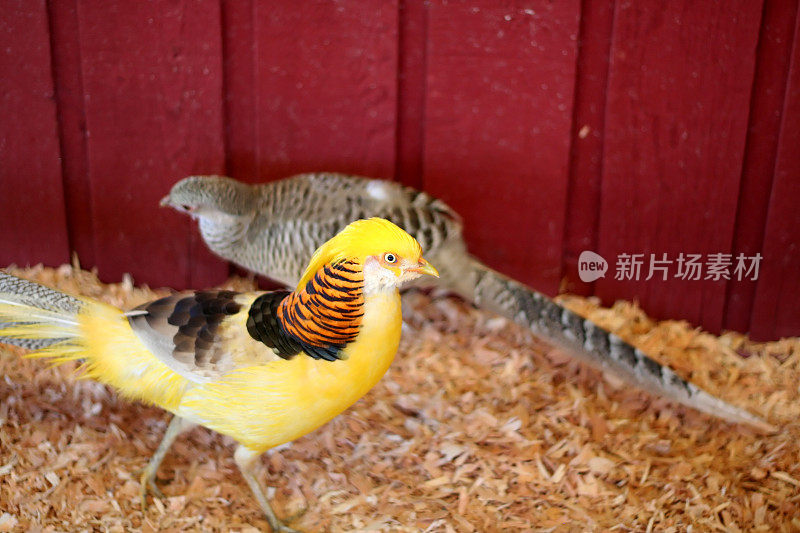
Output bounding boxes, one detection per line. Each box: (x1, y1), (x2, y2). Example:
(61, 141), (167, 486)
(246, 259), (364, 361)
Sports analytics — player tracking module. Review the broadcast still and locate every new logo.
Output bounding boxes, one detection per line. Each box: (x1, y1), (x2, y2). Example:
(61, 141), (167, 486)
(578, 251), (608, 282)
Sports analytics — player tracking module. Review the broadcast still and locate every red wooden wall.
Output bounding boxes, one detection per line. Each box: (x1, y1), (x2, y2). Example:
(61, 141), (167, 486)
(1, 0), (798, 341)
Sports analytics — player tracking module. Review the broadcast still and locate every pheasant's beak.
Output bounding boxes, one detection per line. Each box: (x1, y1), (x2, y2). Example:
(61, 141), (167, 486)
(160, 196), (197, 216)
(406, 258), (439, 278)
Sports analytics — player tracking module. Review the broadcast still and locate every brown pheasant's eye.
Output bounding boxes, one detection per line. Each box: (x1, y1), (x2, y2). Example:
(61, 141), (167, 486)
(383, 253), (397, 264)
(182, 204), (194, 212)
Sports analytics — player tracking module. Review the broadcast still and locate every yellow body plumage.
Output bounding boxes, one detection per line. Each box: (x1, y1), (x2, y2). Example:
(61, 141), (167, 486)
(178, 291), (401, 451)
(2, 281), (401, 454)
(78, 302), (192, 410)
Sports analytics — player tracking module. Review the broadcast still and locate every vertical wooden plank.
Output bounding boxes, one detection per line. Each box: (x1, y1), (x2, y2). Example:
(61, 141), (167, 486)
(0, 0), (70, 267)
(49, 0), (94, 268)
(423, 1), (581, 294)
(726, 0), (798, 333)
(76, 1), (228, 289)
(253, 0), (399, 181)
(561, 0), (616, 296)
(222, 0), (258, 181)
(751, 10), (800, 340)
(395, 0), (427, 189)
(595, 1), (762, 333)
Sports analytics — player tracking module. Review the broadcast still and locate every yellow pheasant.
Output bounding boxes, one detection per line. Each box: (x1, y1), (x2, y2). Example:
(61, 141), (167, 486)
(0, 218), (438, 532)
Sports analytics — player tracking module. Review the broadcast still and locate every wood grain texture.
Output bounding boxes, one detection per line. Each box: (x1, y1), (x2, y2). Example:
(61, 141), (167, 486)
(252, 0), (399, 181)
(222, 0), (258, 181)
(561, 0), (616, 296)
(75, 1), (228, 289)
(395, 0), (427, 189)
(751, 8), (800, 340)
(423, 1), (581, 295)
(49, 0), (94, 268)
(595, 0), (762, 333)
(726, 0), (798, 334)
(0, 0), (70, 267)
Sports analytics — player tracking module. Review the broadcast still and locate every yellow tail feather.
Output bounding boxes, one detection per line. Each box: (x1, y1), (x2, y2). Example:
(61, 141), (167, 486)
(0, 296), (189, 412)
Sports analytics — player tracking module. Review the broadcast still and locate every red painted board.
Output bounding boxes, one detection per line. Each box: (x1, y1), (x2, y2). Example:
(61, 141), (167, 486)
(423, 1), (581, 295)
(561, 0), (616, 296)
(750, 10), (800, 340)
(595, 0), (762, 334)
(0, 0), (70, 268)
(395, 0), (427, 189)
(222, 0), (258, 181)
(726, 0), (798, 333)
(49, 0), (94, 269)
(76, 1), (228, 289)
(252, 0), (398, 182)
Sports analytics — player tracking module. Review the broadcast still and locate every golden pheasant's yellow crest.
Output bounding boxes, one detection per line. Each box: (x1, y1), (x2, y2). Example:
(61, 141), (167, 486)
(296, 218), (422, 289)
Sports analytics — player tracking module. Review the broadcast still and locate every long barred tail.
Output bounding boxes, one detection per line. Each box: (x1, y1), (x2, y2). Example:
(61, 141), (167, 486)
(0, 271), (85, 356)
(464, 260), (775, 432)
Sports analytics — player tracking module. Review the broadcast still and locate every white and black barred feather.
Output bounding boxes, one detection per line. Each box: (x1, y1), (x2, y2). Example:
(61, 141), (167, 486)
(0, 271), (83, 350)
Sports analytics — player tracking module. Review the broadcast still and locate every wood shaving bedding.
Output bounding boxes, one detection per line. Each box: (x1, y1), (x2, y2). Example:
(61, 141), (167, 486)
(0, 265), (797, 531)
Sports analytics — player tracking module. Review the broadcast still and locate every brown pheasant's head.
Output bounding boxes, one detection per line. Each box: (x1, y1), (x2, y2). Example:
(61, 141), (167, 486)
(161, 175), (257, 218)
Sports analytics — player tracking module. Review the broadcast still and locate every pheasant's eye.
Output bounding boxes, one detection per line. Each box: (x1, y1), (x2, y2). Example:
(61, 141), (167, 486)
(383, 253), (397, 264)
